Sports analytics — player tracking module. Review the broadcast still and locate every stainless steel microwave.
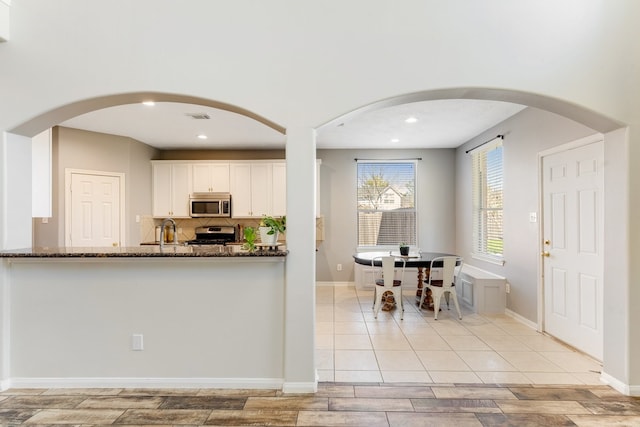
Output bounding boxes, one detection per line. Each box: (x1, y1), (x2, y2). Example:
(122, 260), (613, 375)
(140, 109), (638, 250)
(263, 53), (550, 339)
(189, 192), (231, 217)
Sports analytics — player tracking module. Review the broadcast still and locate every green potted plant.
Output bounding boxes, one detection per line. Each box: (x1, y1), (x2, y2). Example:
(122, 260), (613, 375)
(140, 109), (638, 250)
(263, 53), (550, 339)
(259, 215), (286, 245)
(399, 242), (410, 256)
(242, 226), (257, 252)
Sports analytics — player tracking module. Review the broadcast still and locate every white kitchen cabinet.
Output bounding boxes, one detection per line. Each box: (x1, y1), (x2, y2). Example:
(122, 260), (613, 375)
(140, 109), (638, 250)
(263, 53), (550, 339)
(271, 162), (287, 217)
(192, 163), (230, 193)
(229, 162), (275, 218)
(152, 162), (191, 217)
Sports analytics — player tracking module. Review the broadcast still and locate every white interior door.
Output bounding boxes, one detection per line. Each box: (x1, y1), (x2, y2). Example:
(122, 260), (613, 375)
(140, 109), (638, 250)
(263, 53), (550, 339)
(542, 139), (604, 360)
(69, 172), (122, 247)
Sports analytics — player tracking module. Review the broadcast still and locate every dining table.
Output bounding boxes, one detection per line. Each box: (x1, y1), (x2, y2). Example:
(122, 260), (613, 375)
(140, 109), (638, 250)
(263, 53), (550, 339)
(353, 251), (459, 311)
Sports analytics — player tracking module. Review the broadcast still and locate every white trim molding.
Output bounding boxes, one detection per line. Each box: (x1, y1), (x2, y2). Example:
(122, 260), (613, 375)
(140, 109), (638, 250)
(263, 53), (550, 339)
(8, 377), (284, 390)
(505, 308), (538, 331)
(282, 381), (318, 394)
(315, 281), (354, 287)
(600, 371), (640, 397)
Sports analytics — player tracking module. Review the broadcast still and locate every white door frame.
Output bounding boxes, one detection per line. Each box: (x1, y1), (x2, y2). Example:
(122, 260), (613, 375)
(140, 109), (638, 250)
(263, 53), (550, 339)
(536, 133), (604, 333)
(64, 168), (126, 247)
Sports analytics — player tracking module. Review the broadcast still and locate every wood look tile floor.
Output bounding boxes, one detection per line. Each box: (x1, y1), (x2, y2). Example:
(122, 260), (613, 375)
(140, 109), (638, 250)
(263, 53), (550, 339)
(1, 384), (639, 426)
(1, 285), (637, 426)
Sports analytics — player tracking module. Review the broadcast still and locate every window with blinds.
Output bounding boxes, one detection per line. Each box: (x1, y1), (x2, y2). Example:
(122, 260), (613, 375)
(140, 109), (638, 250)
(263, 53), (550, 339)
(472, 140), (504, 260)
(357, 161), (416, 247)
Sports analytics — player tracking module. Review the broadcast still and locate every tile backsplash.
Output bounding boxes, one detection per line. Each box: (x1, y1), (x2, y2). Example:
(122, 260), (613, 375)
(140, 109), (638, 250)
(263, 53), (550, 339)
(140, 216), (324, 244)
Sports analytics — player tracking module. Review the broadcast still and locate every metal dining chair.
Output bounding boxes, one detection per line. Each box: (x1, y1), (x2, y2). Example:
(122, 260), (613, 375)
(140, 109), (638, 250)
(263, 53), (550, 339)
(371, 255), (406, 320)
(420, 256), (463, 320)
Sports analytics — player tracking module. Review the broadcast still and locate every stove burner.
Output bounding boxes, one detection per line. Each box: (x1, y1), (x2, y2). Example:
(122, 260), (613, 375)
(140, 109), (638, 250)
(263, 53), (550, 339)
(185, 239), (229, 246)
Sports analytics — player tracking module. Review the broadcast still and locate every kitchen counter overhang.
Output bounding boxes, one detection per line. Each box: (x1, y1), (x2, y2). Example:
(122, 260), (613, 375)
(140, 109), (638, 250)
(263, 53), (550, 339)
(0, 245), (288, 258)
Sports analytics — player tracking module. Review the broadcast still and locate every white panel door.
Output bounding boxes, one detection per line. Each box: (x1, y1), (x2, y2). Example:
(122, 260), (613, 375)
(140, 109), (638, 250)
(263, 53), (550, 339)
(542, 140), (604, 359)
(70, 173), (121, 247)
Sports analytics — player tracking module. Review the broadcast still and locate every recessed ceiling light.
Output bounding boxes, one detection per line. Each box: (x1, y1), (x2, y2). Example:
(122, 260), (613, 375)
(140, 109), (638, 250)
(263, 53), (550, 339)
(142, 101), (155, 106)
(391, 138), (400, 143)
(197, 134), (208, 140)
(405, 117), (418, 123)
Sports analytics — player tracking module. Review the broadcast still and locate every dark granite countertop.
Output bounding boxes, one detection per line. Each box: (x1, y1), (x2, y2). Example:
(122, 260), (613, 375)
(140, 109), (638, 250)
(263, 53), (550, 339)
(0, 246), (288, 258)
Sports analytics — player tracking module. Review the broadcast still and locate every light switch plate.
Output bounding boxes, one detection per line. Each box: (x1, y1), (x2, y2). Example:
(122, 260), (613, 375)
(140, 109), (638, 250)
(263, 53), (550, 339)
(529, 212), (537, 223)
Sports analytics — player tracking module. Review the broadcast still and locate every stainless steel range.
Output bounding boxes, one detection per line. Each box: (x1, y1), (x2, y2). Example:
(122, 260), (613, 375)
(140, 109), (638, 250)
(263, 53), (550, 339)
(186, 226), (237, 246)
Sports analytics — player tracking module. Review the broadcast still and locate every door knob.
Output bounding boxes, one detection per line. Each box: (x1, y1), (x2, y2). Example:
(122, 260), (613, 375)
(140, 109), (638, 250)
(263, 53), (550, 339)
(541, 251), (550, 257)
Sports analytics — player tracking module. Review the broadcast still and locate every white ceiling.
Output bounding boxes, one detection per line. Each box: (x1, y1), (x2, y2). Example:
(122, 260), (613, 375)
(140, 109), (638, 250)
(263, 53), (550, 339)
(60, 99), (526, 150)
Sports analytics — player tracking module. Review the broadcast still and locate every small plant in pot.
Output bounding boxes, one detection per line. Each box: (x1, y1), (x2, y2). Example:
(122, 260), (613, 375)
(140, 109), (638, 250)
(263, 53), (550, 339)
(242, 226), (257, 252)
(399, 242), (410, 256)
(258, 215), (286, 246)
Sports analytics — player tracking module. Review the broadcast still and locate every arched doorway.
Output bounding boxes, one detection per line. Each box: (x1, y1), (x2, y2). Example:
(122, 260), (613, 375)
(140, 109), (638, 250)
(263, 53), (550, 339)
(313, 87), (626, 385)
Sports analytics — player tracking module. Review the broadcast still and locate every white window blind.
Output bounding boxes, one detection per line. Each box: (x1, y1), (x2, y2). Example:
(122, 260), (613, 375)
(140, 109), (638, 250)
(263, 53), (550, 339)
(357, 161), (416, 247)
(472, 140), (503, 260)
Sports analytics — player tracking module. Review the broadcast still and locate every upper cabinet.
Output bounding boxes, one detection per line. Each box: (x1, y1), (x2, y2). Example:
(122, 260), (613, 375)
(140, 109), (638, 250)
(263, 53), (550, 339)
(229, 162), (274, 218)
(151, 159), (321, 219)
(271, 162), (287, 217)
(192, 163), (230, 193)
(152, 162), (191, 218)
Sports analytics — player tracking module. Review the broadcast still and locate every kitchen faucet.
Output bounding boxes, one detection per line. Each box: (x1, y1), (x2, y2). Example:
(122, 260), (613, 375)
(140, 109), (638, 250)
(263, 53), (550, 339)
(159, 218), (178, 247)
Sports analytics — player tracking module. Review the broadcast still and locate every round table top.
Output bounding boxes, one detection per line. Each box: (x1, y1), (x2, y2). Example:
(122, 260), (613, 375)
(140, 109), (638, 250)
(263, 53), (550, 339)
(352, 251), (458, 267)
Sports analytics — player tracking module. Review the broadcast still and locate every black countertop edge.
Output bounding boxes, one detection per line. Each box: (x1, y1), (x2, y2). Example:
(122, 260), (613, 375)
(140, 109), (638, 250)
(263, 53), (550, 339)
(0, 247), (288, 258)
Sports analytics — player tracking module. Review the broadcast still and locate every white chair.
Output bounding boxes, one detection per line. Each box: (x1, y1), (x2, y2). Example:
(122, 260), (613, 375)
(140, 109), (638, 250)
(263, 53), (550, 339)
(420, 256), (463, 320)
(371, 256), (406, 320)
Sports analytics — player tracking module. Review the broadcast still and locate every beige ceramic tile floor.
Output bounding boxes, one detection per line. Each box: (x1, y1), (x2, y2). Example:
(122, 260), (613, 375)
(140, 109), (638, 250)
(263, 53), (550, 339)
(316, 284), (604, 386)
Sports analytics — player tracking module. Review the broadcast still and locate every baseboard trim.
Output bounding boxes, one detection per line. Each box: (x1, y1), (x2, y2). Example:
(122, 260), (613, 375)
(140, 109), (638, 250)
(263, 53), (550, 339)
(600, 372), (639, 396)
(0, 379), (10, 391)
(504, 308), (538, 330)
(281, 381), (318, 393)
(316, 281), (354, 287)
(8, 377), (284, 390)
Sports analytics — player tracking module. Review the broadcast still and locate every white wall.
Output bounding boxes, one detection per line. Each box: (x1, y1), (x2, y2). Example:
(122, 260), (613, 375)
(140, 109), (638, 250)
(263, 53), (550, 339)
(456, 108), (595, 321)
(1, 133), (32, 249)
(1, 0), (640, 393)
(32, 127), (159, 247)
(8, 258), (285, 386)
(316, 148), (456, 282)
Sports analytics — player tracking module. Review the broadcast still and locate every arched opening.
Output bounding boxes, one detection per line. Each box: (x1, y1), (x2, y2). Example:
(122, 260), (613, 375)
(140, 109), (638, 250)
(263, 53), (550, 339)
(317, 87), (623, 135)
(313, 87), (627, 386)
(9, 91), (286, 138)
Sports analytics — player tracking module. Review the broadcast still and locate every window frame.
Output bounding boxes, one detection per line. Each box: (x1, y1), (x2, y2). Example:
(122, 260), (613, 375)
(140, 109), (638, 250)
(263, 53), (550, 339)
(356, 159), (418, 250)
(471, 140), (505, 265)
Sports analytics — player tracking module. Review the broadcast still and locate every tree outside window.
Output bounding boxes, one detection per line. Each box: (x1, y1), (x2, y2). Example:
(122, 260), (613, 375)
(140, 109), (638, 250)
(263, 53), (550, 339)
(357, 161), (416, 247)
(472, 141), (504, 259)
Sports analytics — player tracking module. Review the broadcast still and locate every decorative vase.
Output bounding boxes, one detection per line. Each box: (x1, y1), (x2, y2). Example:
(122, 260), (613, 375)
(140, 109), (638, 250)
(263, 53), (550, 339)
(259, 226), (279, 245)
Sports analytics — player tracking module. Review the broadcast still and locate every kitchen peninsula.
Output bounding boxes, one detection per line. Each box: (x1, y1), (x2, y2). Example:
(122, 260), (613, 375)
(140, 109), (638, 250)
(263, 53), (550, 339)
(0, 246), (288, 390)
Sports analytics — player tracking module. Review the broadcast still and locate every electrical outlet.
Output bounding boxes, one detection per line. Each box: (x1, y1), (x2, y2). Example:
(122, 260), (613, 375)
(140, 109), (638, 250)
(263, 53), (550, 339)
(505, 282), (511, 294)
(337, 264), (343, 271)
(135, 215), (140, 223)
(41, 217), (48, 224)
(132, 334), (144, 351)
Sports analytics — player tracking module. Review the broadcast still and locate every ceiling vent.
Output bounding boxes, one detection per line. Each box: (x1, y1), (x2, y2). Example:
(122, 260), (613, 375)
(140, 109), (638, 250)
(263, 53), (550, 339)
(185, 113), (211, 120)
